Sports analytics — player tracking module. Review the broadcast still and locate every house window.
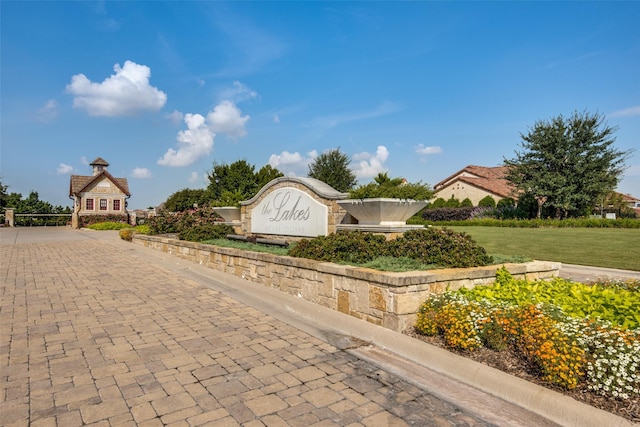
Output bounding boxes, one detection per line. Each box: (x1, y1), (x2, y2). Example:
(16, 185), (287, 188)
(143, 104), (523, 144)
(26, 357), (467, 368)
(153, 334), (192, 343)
(113, 200), (121, 211)
(100, 199), (108, 210)
(86, 198), (94, 210)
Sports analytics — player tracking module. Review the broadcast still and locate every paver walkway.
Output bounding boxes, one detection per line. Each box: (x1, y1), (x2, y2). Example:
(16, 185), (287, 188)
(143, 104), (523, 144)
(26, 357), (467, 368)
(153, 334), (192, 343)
(1, 228), (501, 426)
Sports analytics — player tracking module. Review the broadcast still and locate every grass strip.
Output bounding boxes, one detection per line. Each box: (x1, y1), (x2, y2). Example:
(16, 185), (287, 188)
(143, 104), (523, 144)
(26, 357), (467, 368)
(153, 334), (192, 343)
(447, 226), (640, 271)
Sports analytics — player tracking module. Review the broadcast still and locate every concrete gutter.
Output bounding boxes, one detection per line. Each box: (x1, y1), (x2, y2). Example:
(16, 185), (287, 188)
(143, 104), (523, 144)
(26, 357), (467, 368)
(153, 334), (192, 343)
(130, 244), (636, 427)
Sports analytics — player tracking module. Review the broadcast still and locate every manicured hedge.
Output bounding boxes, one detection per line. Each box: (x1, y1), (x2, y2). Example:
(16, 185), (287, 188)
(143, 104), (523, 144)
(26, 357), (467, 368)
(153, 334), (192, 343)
(289, 228), (493, 268)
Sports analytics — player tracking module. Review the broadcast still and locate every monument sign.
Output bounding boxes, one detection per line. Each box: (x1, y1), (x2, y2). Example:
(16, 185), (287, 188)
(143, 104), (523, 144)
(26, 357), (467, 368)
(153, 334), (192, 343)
(251, 187), (328, 237)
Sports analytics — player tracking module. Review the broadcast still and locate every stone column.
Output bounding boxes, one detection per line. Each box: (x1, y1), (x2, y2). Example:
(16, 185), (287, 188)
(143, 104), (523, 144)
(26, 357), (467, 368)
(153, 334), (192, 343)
(5, 208), (15, 227)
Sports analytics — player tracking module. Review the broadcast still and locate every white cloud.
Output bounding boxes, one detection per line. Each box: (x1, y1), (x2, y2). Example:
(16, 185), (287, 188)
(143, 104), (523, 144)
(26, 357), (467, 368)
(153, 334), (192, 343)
(131, 167), (152, 178)
(165, 110), (184, 125)
(415, 144), (443, 156)
(66, 60), (167, 117)
(80, 156), (89, 166)
(37, 99), (58, 123)
(610, 106), (640, 118)
(56, 163), (73, 175)
(188, 172), (199, 184)
(158, 101), (250, 167)
(158, 113), (214, 167)
(273, 114), (280, 124)
(352, 145), (389, 179)
(206, 100), (249, 137)
(268, 150), (317, 176)
(218, 81), (258, 103)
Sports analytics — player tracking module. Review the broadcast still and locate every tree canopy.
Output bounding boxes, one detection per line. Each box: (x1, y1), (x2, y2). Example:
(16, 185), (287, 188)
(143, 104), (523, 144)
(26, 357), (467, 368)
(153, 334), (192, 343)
(349, 172), (434, 200)
(307, 148), (357, 192)
(1, 189), (70, 214)
(206, 160), (283, 206)
(0, 178), (8, 209)
(163, 188), (211, 212)
(503, 111), (633, 219)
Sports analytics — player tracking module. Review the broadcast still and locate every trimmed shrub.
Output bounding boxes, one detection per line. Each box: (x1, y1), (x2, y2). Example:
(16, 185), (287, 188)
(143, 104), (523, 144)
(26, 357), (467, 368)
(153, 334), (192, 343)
(289, 231), (387, 264)
(290, 228), (492, 269)
(179, 223), (234, 242)
(387, 228), (493, 268)
(147, 207), (222, 234)
(428, 198), (447, 209)
(79, 214), (128, 228)
(444, 197), (461, 208)
(119, 228), (134, 241)
(478, 195), (497, 208)
(87, 222), (132, 230)
(134, 224), (151, 234)
(460, 198), (473, 207)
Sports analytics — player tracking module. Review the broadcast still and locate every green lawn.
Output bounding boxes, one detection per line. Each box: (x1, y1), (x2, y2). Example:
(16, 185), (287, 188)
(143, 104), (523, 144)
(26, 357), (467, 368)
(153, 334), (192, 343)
(447, 226), (640, 271)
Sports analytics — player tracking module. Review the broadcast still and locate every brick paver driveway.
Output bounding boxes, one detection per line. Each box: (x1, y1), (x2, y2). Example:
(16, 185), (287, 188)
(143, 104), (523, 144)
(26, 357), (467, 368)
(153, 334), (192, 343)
(1, 228), (513, 426)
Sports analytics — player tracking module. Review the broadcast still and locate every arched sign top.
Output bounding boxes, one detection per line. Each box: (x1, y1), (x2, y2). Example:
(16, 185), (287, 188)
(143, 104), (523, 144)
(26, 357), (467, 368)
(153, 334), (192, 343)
(241, 176), (348, 206)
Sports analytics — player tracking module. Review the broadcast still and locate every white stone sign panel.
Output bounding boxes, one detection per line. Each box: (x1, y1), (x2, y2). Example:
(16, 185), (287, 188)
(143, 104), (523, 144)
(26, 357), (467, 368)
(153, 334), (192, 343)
(251, 187), (328, 237)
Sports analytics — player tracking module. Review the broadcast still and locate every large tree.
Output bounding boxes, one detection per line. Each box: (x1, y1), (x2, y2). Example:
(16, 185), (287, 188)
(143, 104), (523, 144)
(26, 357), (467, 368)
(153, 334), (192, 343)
(503, 111), (633, 219)
(307, 148), (357, 192)
(164, 188), (211, 212)
(206, 160), (283, 205)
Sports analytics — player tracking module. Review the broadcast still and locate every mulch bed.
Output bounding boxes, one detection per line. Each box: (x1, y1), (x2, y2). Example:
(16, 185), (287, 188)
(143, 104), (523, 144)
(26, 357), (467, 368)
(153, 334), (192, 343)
(403, 329), (639, 423)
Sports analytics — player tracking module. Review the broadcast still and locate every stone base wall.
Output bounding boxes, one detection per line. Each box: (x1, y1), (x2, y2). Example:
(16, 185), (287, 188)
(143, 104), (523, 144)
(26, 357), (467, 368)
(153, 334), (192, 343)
(133, 234), (560, 332)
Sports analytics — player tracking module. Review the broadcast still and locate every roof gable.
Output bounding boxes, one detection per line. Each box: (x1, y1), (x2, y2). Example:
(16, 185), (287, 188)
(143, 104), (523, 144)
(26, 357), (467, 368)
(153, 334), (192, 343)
(434, 165), (515, 199)
(69, 170), (130, 196)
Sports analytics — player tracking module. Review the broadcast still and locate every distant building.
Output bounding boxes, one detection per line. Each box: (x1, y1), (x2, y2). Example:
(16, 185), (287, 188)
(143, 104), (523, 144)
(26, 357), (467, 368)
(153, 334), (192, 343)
(618, 192), (640, 209)
(433, 165), (515, 205)
(69, 157), (130, 228)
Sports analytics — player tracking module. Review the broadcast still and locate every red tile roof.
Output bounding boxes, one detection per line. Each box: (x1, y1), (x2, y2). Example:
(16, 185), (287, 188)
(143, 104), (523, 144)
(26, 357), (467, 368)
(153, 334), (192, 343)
(434, 165), (516, 199)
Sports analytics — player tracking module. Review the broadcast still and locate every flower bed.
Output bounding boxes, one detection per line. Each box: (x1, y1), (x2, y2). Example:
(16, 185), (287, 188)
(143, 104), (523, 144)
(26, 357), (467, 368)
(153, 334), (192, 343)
(414, 268), (640, 422)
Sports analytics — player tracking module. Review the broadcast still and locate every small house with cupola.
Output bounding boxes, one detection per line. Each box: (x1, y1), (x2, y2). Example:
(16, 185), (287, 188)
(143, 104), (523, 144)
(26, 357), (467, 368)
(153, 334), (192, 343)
(69, 157), (130, 228)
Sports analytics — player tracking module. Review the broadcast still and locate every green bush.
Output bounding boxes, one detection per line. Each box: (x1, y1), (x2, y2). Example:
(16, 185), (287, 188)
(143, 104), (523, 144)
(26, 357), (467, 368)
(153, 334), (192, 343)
(290, 228), (492, 269)
(497, 197), (515, 209)
(349, 176), (433, 200)
(387, 228), (493, 268)
(79, 214), (129, 228)
(460, 198), (473, 207)
(87, 221), (132, 230)
(444, 196), (460, 208)
(478, 196), (496, 208)
(134, 224), (151, 234)
(289, 231), (387, 264)
(147, 207), (222, 234)
(119, 228), (134, 241)
(179, 223), (235, 242)
(428, 198), (447, 209)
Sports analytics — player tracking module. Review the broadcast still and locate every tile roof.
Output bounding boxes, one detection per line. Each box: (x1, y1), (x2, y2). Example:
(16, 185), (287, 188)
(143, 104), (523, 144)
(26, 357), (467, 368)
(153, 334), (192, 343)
(617, 192), (640, 203)
(434, 165), (516, 199)
(69, 170), (130, 196)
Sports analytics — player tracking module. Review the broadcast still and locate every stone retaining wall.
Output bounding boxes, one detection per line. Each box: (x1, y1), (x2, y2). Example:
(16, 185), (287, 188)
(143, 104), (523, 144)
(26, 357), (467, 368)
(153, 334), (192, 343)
(133, 234), (560, 332)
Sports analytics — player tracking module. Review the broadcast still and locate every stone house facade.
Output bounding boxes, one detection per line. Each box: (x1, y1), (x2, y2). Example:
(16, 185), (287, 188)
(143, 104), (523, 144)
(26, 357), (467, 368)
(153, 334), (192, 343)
(69, 157), (130, 228)
(433, 165), (515, 206)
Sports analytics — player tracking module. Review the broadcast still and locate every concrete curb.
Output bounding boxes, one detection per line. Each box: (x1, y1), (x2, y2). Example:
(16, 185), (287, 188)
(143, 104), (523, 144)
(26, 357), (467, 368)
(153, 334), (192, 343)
(136, 244), (636, 427)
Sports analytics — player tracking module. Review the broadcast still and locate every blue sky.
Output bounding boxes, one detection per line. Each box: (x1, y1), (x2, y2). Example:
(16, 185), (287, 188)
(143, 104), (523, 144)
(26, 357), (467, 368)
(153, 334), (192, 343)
(2, 1), (639, 210)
